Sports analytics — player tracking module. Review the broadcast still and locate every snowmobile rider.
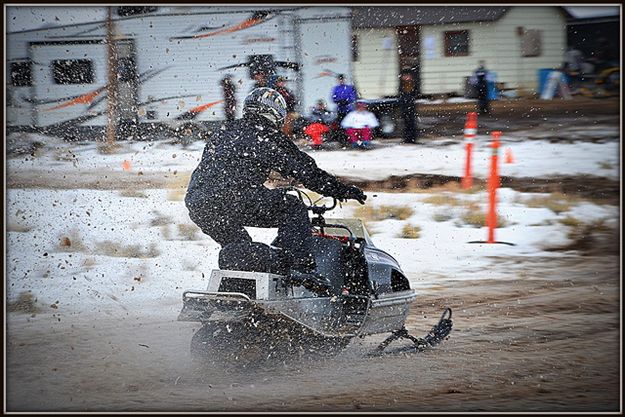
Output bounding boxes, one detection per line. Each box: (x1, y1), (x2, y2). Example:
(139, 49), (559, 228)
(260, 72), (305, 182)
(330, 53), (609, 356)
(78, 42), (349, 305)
(185, 87), (366, 294)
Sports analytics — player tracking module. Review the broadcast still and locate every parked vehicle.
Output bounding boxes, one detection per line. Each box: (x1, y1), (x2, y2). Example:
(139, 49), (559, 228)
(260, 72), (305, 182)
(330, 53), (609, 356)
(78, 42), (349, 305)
(6, 6), (352, 140)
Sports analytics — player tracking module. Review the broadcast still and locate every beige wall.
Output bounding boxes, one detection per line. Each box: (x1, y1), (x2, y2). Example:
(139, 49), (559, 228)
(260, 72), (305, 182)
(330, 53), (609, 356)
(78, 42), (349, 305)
(420, 6), (567, 94)
(352, 28), (400, 98)
(353, 7), (567, 97)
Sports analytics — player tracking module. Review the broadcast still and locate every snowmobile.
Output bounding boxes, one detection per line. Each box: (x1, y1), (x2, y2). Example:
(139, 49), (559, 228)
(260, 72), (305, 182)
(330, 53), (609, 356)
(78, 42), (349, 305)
(178, 187), (452, 365)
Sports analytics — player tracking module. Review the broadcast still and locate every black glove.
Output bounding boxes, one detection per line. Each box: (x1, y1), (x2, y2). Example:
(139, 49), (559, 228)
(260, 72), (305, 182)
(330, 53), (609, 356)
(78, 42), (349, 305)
(337, 185), (366, 204)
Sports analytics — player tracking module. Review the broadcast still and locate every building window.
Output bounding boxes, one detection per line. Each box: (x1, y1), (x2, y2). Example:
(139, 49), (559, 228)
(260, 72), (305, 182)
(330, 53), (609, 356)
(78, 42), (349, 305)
(352, 35), (359, 61)
(116, 6), (158, 17)
(52, 59), (95, 84)
(521, 29), (542, 57)
(10, 61), (32, 87)
(444, 30), (469, 57)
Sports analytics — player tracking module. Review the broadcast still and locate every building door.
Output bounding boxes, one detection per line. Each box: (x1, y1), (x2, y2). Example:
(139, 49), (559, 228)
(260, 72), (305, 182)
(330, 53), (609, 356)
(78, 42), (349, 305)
(396, 26), (421, 95)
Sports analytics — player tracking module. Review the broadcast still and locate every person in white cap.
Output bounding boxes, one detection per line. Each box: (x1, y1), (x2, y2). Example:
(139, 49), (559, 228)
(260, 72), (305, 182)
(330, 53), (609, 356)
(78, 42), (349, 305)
(340, 101), (379, 149)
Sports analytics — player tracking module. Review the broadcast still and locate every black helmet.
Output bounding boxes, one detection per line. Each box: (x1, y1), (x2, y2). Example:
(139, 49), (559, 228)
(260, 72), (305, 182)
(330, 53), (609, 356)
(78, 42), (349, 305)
(243, 87), (287, 127)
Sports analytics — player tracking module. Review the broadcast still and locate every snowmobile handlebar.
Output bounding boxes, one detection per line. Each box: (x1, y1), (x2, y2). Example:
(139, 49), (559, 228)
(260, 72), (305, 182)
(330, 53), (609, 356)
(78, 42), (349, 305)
(281, 187), (338, 215)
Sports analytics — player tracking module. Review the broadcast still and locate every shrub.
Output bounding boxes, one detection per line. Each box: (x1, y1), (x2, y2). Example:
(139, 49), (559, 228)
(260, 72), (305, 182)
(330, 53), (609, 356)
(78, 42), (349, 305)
(95, 241), (160, 258)
(458, 203), (508, 228)
(523, 192), (576, 214)
(150, 211), (173, 227)
(7, 291), (40, 314)
(119, 188), (148, 198)
(57, 229), (88, 252)
(422, 194), (461, 206)
(97, 142), (122, 154)
(400, 224), (421, 239)
(7, 222), (32, 233)
(177, 223), (201, 240)
(355, 205), (414, 222)
(432, 212), (454, 222)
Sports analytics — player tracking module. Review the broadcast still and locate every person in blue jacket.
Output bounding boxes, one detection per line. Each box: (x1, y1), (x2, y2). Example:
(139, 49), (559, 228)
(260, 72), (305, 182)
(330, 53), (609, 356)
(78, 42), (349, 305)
(331, 74), (358, 136)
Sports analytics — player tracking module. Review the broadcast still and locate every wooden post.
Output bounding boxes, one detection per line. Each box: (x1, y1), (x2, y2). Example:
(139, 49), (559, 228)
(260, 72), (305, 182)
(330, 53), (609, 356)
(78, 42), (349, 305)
(106, 6), (117, 145)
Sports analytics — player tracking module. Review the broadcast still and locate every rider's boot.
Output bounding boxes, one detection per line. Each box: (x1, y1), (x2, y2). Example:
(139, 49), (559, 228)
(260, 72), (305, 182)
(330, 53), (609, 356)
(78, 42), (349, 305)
(286, 269), (332, 296)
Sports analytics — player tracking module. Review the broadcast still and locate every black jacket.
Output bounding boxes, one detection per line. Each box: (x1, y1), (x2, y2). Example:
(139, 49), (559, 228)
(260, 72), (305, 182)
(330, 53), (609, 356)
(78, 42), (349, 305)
(186, 115), (351, 207)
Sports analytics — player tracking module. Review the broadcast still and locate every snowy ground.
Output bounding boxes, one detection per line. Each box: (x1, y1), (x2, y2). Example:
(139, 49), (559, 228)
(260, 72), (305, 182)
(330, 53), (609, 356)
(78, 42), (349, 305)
(5, 124), (621, 412)
(5, 128), (620, 315)
(7, 127), (620, 181)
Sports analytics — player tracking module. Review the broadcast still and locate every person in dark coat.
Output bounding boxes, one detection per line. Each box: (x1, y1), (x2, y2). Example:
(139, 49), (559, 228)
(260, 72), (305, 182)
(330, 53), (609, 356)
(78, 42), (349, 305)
(220, 74), (237, 124)
(473, 61), (491, 115)
(185, 87), (366, 294)
(398, 71), (419, 144)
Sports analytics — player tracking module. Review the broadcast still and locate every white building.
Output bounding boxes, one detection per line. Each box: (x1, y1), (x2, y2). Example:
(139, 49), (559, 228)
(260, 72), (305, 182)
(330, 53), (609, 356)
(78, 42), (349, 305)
(351, 6), (569, 97)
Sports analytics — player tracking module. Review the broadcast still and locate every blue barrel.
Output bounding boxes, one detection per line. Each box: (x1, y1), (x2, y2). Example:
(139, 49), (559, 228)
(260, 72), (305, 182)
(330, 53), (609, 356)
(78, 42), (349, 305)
(538, 69), (553, 95)
(539, 69), (571, 96)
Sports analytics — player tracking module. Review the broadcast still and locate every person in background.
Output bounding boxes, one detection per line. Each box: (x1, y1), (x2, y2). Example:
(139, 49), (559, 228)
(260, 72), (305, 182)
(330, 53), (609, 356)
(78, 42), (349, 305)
(563, 46), (584, 92)
(309, 99), (336, 125)
(340, 101), (379, 149)
(398, 71), (419, 144)
(331, 74), (358, 143)
(220, 74), (237, 125)
(472, 61), (491, 115)
(303, 99), (336, 149)
(252, 71), (269, 89)
(272, 75), (298, 137)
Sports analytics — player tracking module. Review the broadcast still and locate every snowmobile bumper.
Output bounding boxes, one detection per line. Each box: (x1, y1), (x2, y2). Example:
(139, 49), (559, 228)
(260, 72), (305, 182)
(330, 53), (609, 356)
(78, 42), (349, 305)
(177, 290), (254, 322)
(358, 289), (417, 335)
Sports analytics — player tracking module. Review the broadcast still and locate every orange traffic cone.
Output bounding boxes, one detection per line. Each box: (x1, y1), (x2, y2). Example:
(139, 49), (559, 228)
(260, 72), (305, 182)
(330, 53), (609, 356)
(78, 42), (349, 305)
(122, 160), (132, 171)
(504, 148), (514, 164)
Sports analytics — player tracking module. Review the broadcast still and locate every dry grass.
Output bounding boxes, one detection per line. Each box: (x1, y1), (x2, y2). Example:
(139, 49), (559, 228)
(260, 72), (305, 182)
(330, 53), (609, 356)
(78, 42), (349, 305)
(119, 188), (148, 198)
(150, 211), (174, 227)
(565, 218), (610, 240)
(160, 225), (172, 240)
(598, 161), (614, 170)
(57, 229), (89, 252)
(161, 223), (202, 241)
(166, 172), (191, 201)
(421, 194), (462, 206)
(82, 257), (97, 270)
(522, 192), (576, 214)
(97, 142), (122, 154)
(7, 291), (40, 314)
(432, 212), (454, 222)
(177, 223), (201, 240)
(6, 222), (32, 233)
(95, 241), (160, 258)
(458, 202), (508, 228)
(355, 205), (414, 222)
(545, 218), (616, 254)
(559, 216), (583, 228)
(400, 224), (421, 239)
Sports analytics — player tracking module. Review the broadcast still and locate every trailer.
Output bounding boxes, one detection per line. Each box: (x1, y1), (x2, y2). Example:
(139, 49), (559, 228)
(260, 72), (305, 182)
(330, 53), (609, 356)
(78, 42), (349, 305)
(6, 6), (352, 140)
